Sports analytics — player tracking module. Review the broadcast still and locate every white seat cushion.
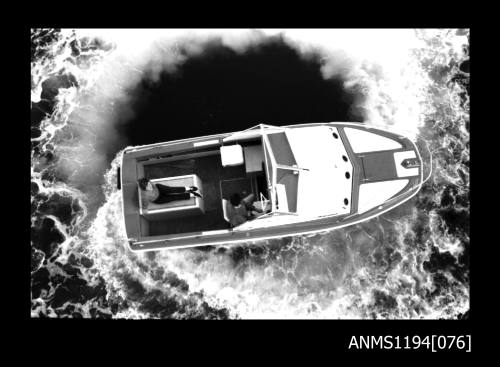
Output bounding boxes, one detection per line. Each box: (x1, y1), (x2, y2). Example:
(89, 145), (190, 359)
(275, 184), (289, 212)
(220, 144), (244, 166)
(222, 199), (230, 222)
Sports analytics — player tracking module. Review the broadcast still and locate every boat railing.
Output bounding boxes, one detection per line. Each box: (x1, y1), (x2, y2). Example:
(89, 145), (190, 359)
(222, 124), (286, 144)
(124, 132), (229, 153)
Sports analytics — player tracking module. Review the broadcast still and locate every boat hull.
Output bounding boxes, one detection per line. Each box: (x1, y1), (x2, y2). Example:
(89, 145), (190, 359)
(121, 122), (429, 252)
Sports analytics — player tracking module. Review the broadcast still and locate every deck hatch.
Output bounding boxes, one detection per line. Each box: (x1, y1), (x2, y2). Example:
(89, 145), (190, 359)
(360, 151), (398, 181)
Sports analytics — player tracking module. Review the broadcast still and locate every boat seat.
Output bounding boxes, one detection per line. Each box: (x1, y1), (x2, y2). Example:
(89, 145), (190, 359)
(139, 174), (204, 221)
(243, 145), (264, 173)
(220, 144), (244, 167)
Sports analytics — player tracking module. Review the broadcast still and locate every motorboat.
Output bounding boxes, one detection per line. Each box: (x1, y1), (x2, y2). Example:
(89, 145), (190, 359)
(119, 122), (431, 251)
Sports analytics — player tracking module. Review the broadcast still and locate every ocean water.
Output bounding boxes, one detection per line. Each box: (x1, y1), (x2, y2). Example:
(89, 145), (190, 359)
(30, 29), (469, 319)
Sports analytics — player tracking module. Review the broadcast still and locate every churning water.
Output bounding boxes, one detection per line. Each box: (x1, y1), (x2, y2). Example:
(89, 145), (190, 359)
(31, 29), (469, 319)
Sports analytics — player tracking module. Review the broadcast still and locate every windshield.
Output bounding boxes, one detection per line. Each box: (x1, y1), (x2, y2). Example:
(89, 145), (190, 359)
(262, 130), (299, 214)
(267, 132), (296, 166)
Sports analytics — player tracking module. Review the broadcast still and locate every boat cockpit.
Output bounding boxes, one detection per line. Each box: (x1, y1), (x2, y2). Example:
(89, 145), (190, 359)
(132, 125), (286, 237)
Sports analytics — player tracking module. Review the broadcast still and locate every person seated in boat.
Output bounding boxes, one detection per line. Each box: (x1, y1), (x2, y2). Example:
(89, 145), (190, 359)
(138, 178), (201, 209)
(226, 192), (263, 227)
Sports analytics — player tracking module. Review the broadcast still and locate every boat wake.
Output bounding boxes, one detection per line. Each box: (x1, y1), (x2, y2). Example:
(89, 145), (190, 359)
(31, 28), (469, 318)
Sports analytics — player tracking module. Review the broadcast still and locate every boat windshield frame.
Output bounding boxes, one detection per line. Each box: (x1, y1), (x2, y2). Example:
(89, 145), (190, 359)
(260, 124), (301, 215)
(223, 123), (303, 216)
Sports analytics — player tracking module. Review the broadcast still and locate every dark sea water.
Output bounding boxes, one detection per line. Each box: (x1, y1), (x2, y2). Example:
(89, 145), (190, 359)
(31, 29), (469, 319)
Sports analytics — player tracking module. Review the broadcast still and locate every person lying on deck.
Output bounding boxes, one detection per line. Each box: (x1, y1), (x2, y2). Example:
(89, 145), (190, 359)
(226, 192), (263, 227)
(138, 178), (201, 209)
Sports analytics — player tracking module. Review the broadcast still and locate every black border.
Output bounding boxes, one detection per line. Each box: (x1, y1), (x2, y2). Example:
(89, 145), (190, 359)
(22, 25), (480, 355)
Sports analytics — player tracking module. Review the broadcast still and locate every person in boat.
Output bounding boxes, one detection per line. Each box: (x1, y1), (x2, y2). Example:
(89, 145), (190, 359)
(226, 192), (263, 227)
(138, 178), (201, 209)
